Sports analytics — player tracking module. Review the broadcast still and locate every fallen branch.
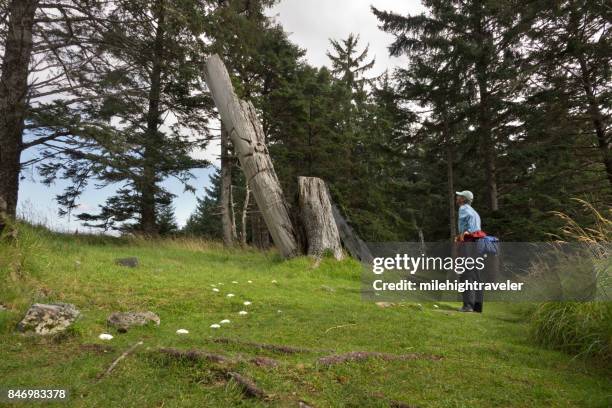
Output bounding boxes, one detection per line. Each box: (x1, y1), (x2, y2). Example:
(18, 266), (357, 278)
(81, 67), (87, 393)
(317, 351), (442, 366)
(324, 323), (357, 333)
(97, 340), (143, 380)
(227, 372), (268, 399)
(211, 337), (331, 354)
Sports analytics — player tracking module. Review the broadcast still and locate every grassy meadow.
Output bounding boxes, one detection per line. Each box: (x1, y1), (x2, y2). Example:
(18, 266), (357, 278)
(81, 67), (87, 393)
(0, 224), (611, 407)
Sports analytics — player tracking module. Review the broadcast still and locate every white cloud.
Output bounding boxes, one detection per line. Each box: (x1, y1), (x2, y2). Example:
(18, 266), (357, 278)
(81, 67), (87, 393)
(267, 0), (424, 75)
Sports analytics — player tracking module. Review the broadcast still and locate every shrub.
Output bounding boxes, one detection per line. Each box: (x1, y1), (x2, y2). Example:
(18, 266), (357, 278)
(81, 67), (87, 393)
(529, 200), (611, 360)
(530, 302), (611, 361)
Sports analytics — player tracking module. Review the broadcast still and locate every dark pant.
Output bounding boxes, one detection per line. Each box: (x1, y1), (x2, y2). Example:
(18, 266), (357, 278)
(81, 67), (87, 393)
(461, 268), (484, 311)
(459, 242), (484, 312)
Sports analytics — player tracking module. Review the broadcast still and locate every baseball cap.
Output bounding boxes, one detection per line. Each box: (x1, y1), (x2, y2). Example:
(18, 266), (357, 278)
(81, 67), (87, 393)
(456, 190), (474, 201)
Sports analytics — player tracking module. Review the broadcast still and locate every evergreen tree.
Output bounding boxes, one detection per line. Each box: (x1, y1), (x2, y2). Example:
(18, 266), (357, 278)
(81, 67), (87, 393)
(156, 203), (178, 236)
(523, 0), (611, 187)
(184, 169), (222, 239)
(373, 1), (527, 213)
(0, 0), (109, 220)
(37, 0), (213, 233)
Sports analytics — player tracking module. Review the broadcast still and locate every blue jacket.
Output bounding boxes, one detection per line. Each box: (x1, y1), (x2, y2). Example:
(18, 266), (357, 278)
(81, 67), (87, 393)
(458, 204), (481, 234)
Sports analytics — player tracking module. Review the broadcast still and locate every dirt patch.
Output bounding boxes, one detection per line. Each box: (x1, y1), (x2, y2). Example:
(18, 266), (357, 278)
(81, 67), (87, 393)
(318, 351), (443, 366)
(158, 348), (233, 364)
(250, 356), (279, 368)
(211, 337), (330, 354)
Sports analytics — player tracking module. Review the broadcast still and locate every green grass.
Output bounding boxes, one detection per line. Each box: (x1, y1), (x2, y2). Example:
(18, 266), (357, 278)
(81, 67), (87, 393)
(1, 224), (611, 407)
(530, 302), (612, 361)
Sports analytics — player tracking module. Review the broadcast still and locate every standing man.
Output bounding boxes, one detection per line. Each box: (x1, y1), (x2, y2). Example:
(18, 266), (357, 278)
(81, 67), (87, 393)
(455, 190), (484, 312)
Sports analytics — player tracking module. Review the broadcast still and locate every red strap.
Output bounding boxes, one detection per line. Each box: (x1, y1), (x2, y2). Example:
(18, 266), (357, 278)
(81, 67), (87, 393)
(464, 230), (487, 241)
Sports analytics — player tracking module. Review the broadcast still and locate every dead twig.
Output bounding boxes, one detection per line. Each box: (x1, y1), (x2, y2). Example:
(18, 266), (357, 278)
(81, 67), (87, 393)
(97, 340), (143, 380)
(324, 323), (357, 333)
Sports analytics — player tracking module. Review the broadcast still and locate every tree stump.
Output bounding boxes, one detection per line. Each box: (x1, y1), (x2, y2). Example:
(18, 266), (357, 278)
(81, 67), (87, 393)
(298, 177), (343, 260)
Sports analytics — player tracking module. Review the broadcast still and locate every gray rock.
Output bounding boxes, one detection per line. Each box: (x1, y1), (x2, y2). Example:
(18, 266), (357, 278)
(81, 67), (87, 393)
(107, 311), (160, 332)
(115, 257), (139, 267)
(17, 303), (80, 335)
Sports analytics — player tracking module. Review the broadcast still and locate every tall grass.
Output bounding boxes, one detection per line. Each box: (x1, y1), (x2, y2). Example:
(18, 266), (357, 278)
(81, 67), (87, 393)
(530, 199), (612, 361)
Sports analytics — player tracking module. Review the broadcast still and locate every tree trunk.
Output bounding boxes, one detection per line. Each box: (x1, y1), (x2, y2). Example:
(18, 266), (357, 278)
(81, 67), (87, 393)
(577, 56), (612, 186)
(220, 127), (234, 246)
(230, 184), (237, 240)
(331, 204), (373, 263)
(203, 54), (298, 258)
(298, 177), (343, 260)
(0, 0), (39, 220)
(443, 114), (457, 242)
(140, 0), (166, 235)
(446, 146), (457, 240)
(241, 181), (250, 246)
(475, 14), (499, 212)
(0, 197), (7, 233)
(477, 77), (499, 212)
(251, 211), (270, 249)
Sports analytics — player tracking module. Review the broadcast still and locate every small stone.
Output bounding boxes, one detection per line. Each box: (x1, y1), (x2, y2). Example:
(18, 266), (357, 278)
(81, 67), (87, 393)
(17, 303), (80, 335)
(98, 333), (113, 340)
(433, 304), (439, 309)
(115, 257), (139, 267)
(212, 288), (219, 292)
(232, 281), (238, 284)
(226, 293), (235, 298)
(243, 301), (252, 306)
(271, 280), (278, 283)
(220, 319), (230, 324)
(238, 311), (248, 315)
(210, 324), (221, 329)
(176, 329), (189, 334)
(107, 311), (160, 333)
(248, 280), (253, 283)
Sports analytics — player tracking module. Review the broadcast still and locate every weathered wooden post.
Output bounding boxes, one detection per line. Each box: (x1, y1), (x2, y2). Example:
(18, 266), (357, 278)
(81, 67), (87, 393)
(203, 55), (299, 258)
(204, 55), (369, 262)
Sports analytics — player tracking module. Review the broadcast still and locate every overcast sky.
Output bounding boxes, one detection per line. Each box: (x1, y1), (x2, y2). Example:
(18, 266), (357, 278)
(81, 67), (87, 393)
(20, 0), (425, 233)
(268, 0), (423, 74)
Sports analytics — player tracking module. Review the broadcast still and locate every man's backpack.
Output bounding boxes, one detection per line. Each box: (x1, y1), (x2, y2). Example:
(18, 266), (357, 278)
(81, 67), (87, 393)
(477, 235), (499, 256)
